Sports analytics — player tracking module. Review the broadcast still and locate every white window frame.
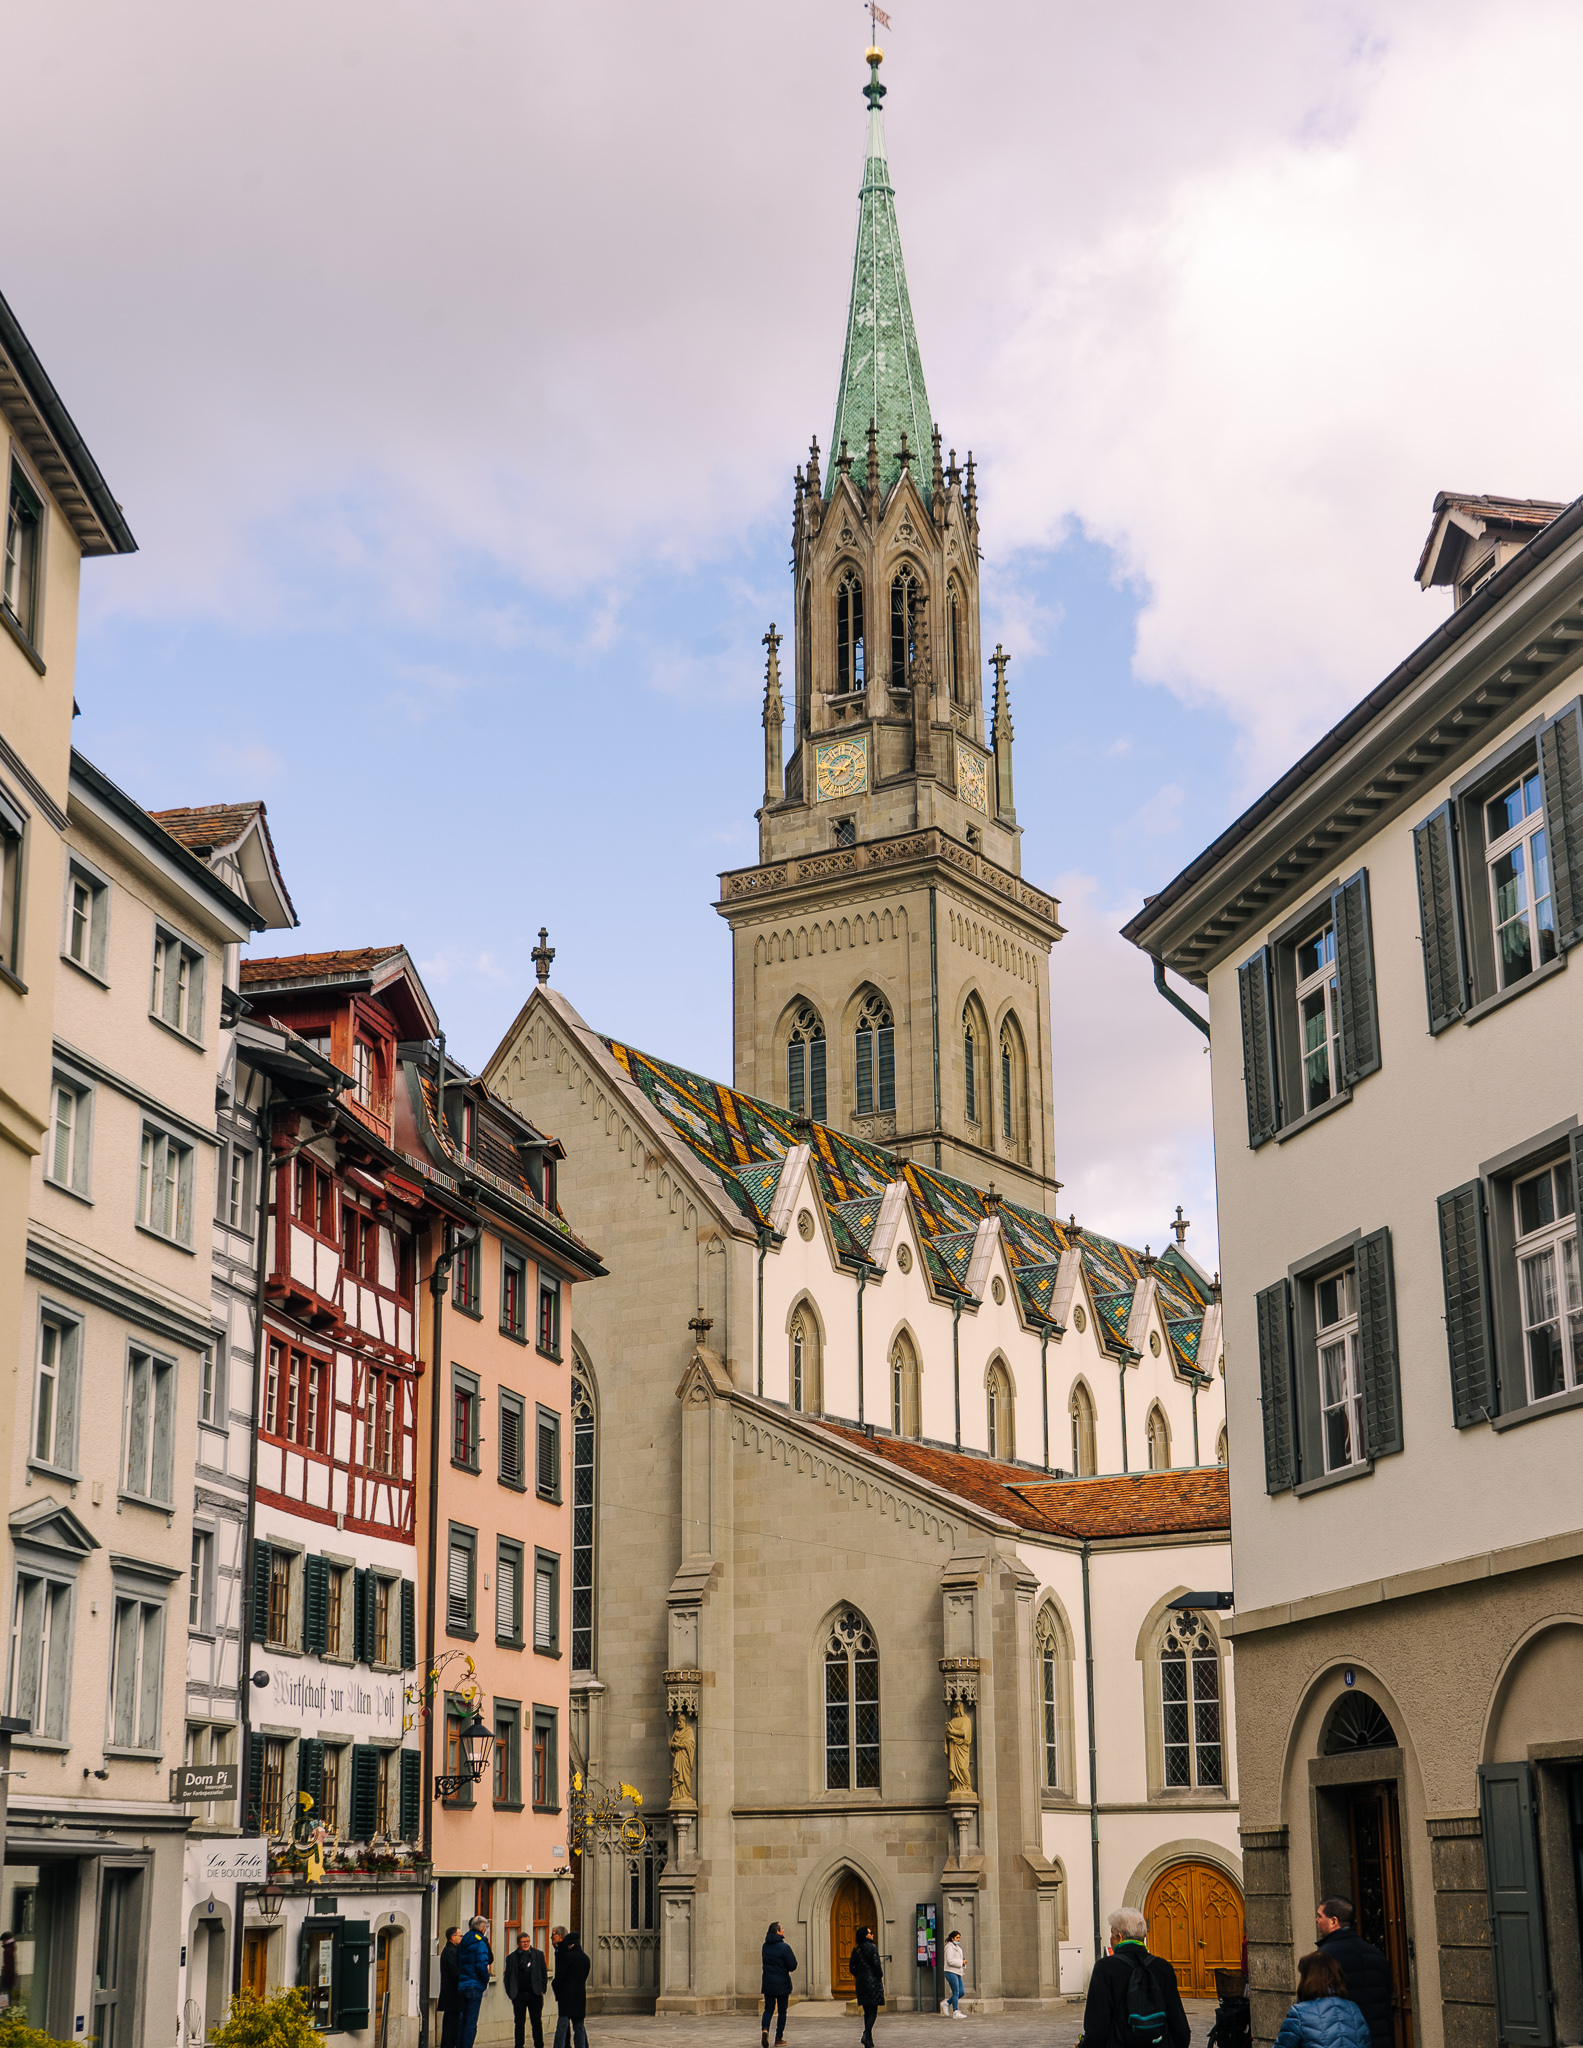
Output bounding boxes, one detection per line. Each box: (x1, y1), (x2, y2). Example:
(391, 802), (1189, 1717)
(223, 1144), (252, 1233)
(1159, 1613), (1224, 1792)
(3, 461), (43, 644)
(62, 857), (110, 980)
(189, 1528), (216, 1635)
(137, 1121), (195, 1245)
(7, 1568), (73, 1740)
(121, 1342), (177, 1506)
(107, 1589), (167, 1754)
(45, 1067), (93, 1198)
(32, 1303), (82, 1475)
(150, 922), (207, 1044)
(1512, 1158), (1582, 1404)
(1484, 765), (1557, 991)
(1293, 919), (1342, 1115)
(1314, 1262), (1364, 1474)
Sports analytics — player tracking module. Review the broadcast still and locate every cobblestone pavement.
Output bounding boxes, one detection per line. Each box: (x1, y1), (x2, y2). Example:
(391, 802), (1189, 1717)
(574, 1997), (1219, 2048)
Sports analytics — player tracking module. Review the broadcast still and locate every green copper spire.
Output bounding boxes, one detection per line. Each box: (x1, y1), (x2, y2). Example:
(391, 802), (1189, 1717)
(827, 48), (933, 503)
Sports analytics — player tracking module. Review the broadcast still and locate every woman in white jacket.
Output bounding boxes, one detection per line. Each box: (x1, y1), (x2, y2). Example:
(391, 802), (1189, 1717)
(941, 1934), (964, 2017)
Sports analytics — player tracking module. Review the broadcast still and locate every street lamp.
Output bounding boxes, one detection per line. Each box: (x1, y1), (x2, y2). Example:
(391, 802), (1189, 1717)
(258, 1882), (285, 1922)
(435, 1712), (494, 1800)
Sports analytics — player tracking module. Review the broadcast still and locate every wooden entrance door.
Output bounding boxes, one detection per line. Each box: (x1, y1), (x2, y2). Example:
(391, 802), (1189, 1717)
(1348, 1783), (1415, 2048)
(1144, 1862), (1246, 1998)
(242, 1931), (270, 2000)
(831, 1874), (878, 1997)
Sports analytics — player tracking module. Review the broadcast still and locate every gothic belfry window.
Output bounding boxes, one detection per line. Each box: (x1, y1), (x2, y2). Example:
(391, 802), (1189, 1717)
(571, 1368), (596, 1672)
(836, 570), (866, 693)
(787, 1007), (827, 1121)
(854, 992), (895, 1118)
(947, 584), (964, 704)
(963, 1008), (978, 1126)
(824, 1608), (880, 1790)
(890, 566), (920, 685)
(1000, 1026), (1014, 1141)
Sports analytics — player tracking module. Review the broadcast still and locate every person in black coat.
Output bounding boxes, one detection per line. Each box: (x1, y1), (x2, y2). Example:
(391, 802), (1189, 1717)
(1077, 1908), (1190, 2048)
(503, 1933), (549, 2048)
(1316, 1898), (1393, 2048)
(550, 1926), (591, 2048)
(761, 1921), (798, 2048)
(436, 1928), (463, 2048)
(849, 1927), (884, 2048)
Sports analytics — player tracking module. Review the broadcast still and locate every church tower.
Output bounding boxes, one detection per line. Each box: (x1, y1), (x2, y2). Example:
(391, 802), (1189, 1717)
(716, 46), (1065, 1211)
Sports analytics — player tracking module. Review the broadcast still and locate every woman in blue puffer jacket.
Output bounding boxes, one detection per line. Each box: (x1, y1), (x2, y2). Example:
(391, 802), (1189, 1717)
(1275, 1951), (1373, 2048)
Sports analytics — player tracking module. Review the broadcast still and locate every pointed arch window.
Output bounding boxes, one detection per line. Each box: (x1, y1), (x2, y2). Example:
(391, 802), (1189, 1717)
(788, 1007), (827, 1122)
(1070, 1382), (1097, 1477)
(963, 1009), (979, 1126)
(890, 567), (920, 686)
(1000, 1026), (1015, 1142)
(1035, 1605), (1066, 1790)
(1147, 1403), (1171, 1472)
(987, 1360), (1014, 1462)
(889, 1331), (919, 1438)
(947, 584), (964, 704)
(836, 571), (866, 693)
(1215, 1423), (1228, 1469)
(1160, 1612), (1223, 1788)
(855, 993), (895, 1118)
(571, 1368), (597, 1672)
(824, 1608), (880, 1790)
(790, 1308), (821, 1415)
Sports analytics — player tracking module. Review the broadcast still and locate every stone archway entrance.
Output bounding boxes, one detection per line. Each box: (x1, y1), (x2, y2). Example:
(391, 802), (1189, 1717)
(1144, 1861), (1244, 1998)
(831, 1873), (878, 1997)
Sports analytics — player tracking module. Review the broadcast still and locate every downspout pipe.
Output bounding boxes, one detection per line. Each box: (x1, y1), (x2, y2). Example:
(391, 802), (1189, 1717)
(856, 1263), (868, 1424)
(1081, 1541), (1102, 1975)
(1040, 1326), (1051, 1472)
(756, 1227), (772, 1398)
(952, 1298), (963, 1449)
(1154, 957), (1210, 1040)
(1118, 1356), (1133, 1474)
(929, 886), (942, 1169)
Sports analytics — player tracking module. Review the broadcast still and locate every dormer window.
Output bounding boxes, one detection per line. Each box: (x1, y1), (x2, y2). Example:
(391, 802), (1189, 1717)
(461, 1101), (475, 1159)
(353, 1039), (373, 1108)
(836, 571), (866, 692)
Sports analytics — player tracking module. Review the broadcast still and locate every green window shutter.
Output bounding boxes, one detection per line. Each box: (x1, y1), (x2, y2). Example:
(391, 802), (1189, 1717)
(297, 1736), (325, 1810)
(249, 1540), (268, 1638)
(1538, 699), (1583, 950)
(1331, 870), (1382, 1085)
(1438, 1181), (1497, 1427)
(302, 1555), (329, 1657)
(1355, 1226), (1402, 1458)
(400, 1579), (417, 1671)
(1236, 947), (1281, 1147)
(399, 1747), (422, 1841)
(1413, 803), (1468, 1033)
(353, 1568), (378, 1665)
(1255, 1279), (1296, 1493)
(335, 1921), (373, 2034)
(245, 1731), (265, 1832)
(349, 1745), (380, 1841)
(1479, 1763), (1554, 2047)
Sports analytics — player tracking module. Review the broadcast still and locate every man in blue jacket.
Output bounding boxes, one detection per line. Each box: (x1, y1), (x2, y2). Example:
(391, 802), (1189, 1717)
(456, 1915), (494, 2048)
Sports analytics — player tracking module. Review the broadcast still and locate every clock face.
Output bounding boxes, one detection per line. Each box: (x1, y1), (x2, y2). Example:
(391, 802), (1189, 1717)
(956, 743), (989, 815)
(815, 737), (870, 802)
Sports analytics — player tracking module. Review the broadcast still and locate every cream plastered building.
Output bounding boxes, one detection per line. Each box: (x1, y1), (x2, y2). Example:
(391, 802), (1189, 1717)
(5, 752), (259, 2047)
(1125, 490), (1583, 2048)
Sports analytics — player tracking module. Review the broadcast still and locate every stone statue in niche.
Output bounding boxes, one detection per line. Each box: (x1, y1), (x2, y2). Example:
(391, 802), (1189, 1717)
(669, 1711), (696, 1805)
(945, 1699), (974, 1798)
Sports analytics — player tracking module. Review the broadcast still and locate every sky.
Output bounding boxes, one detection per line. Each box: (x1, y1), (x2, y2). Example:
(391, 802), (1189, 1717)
(10, 0), (1583, 1269)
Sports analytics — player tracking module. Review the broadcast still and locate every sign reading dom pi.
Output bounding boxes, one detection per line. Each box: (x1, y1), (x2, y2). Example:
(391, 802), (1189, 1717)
(193, 1839), (267, 1886)
(171, 1762), (241, 1803)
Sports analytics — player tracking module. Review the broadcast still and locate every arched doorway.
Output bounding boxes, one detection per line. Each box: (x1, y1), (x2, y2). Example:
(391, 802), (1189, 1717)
(1144, 1862), (1244, 1998)
(831, 1873), (878, 1997)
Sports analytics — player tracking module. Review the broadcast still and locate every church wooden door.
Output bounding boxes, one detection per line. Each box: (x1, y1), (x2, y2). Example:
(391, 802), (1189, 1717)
(831, 1874), (877, 1997)
(1144, 1862), (1245, 1998)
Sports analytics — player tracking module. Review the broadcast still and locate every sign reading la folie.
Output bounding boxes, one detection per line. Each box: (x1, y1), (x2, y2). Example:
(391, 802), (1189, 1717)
(192, 1839), (267, 1885)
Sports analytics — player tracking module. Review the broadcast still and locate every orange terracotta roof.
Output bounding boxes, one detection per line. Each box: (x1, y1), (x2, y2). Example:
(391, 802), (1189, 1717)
(815, 1421), (1229, 1540)
(151, 801), (264, 851)
(241, 947), (406, 986)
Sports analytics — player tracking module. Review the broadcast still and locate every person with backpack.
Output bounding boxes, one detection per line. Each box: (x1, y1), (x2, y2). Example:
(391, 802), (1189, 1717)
(1274, 1950), (1372, 2048)
(1077, 1907), (1190, 2048)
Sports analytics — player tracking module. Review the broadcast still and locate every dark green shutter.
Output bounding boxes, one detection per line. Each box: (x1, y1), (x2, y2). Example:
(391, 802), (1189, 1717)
(297, 1736), (325, 1810)
(252, 1540), (271, 1642)
(303, 1555), (329, 1657)
(245, 1731), (265, 1832)
(1479, 1763), (1553, 2047)
(1355, 1227), (1402, 1458)
(1331, 870), (1381, 1084)
(399, 1579), (417, 1671)
(353, 1568), (377, 1665)
(1255, 1280), (1296, 1493)
(1571, 1129), (1583, 1224)
(1538, 698), (1583, 950)
(335, 1921), (372, 2033)
(399, 1747), (422, 1841)
(1438, 1181), (1497, 1426)
(1237, 947), (1281, 1147)
(349, 1745), (380, 1841)
(1414, 803), (1468, 1033)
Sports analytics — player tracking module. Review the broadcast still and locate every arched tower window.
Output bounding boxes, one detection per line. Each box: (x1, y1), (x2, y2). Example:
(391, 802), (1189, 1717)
(1000, 1026), (1014, 1142)
(1147, 1402), (1171, 1471)
(1216, 1423), (1228, 1469)
(787, 1006), (827, 1122)
(963, 1007), (979, 1126)
(1035, 1603), (1072, 1791)
(789, 1305), (822, 1415)
(987, 1359), (1014, 1462)
(855, 992), (895, 1118)
(890, 566), (920, 686)
(947, 584), (964, 704)
(1160, 1611), (1224, 1789)
(571, 1366), (597, 1673)
(824, 1608), (880, 1789)
(889, 1330), (920, 1438)
(798, 581), (812, 743)
(1070, 1381), (1097, 1477)
(836, 570), (866, 693)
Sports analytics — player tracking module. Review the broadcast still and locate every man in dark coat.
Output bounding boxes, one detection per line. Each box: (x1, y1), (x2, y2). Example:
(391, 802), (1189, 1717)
(849, 1926), (885, 2048)
(1077, 1907), (1190, 2048)
(503, 1932), (549, 2048)
(437, 1928), (463, 2048)
(550, 1926), (591, 2048)
(761, 1920), (798, 2048)
(1316, 1898), (1393, 2048)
